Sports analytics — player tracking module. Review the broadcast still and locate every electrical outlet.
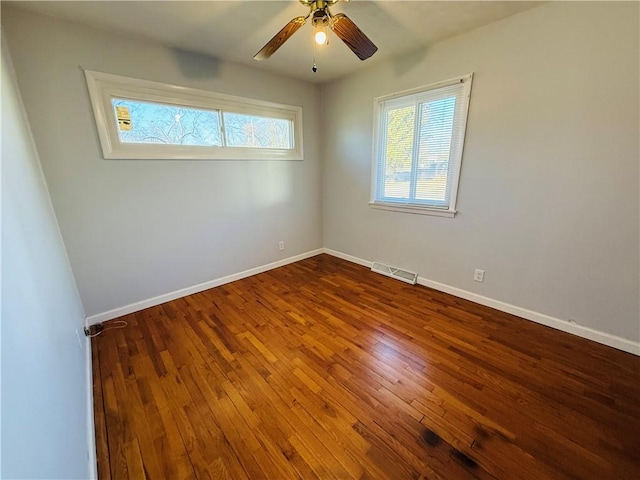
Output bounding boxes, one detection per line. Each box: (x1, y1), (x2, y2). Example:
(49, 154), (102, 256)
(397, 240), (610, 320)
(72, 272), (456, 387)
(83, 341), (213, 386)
(473, 269), (485, 282)
(75, 328), (83, 349)
(278, 241), (285, 251)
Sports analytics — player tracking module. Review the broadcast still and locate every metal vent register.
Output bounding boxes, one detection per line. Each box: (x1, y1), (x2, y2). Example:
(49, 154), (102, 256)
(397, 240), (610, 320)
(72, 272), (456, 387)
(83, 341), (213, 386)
(371, 262), (418, 285)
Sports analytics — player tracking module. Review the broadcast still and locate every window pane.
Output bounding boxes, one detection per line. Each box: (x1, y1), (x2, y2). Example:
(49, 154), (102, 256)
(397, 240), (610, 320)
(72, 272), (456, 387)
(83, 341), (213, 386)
(111, 98), (222, 146)
(415, 97), (456, 202)
(223, 113), (292, 149)
(383, 105), (415, 199)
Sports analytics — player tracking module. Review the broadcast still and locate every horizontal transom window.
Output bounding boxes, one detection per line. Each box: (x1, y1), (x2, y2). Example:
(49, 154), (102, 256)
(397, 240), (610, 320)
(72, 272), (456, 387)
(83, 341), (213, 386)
(371, 74), (473, 217)
(84, 70), (303, 160)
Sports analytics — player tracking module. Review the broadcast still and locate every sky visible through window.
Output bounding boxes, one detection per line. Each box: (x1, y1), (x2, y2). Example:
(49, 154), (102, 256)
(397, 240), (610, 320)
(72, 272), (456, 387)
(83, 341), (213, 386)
(111, 98), (292, 149)
(223, 112), (292, 149)
(113, 98), (222, 146)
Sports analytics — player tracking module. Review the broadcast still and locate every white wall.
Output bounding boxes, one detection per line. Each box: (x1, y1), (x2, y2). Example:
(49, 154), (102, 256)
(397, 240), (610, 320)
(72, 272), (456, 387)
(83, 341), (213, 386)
(1, 39), (91, 479)
(1, 7), (323, 318)
(321, 1), (639, 343)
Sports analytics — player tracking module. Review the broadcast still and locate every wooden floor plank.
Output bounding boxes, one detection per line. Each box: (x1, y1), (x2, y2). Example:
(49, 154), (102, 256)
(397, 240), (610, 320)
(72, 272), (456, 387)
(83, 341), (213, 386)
(92, 254), (640, 479)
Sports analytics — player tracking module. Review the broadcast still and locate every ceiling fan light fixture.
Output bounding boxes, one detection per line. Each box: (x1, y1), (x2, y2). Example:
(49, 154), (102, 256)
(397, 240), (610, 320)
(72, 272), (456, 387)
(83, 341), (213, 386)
(314, 27), (328, 45)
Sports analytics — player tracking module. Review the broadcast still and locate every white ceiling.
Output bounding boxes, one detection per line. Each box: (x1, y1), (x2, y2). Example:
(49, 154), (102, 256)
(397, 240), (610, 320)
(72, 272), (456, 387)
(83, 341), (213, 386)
(7, 0), (543, 83)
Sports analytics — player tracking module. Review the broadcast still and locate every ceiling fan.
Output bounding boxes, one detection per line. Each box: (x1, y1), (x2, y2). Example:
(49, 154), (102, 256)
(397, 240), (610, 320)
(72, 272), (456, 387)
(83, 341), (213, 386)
(254, 0), (378, 62)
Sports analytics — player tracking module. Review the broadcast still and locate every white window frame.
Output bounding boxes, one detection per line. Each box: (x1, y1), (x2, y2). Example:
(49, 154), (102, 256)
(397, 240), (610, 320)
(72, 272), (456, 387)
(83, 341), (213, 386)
(84, 70), (303, 160)
(370, 73), (473, 217)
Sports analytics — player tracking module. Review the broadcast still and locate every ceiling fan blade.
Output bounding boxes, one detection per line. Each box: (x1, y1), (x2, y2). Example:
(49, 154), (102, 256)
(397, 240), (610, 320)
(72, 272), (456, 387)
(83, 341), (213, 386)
(330, 13), (377, 61)
(254, 16), (307, 61)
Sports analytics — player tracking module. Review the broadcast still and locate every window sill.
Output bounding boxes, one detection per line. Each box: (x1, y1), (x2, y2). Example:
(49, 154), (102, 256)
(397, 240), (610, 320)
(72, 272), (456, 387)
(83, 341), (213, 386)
(368, 201), (456, 218)
(101, 145), (303, 161)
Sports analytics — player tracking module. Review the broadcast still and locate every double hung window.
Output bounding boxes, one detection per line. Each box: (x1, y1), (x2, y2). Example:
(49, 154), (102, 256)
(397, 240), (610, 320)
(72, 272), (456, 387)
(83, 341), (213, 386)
(371, 74), (473, 217)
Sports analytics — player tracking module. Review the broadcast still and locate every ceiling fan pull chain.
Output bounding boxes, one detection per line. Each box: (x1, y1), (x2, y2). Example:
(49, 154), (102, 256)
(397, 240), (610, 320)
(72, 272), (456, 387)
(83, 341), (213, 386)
(312, 37), (318, 73)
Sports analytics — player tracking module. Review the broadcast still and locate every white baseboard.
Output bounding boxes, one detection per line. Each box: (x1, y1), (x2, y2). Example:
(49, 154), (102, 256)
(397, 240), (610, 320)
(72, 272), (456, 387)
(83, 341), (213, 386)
(86, 249), (324, 325)
(324, 248), (374, 268)
(84, 246), (639, 356)
(323, 249), (640, 356)
(86, 338), (97, 479)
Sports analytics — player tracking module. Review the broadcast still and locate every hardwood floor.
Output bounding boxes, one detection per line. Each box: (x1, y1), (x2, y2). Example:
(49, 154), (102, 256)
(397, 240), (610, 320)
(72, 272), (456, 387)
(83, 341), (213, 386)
(92, 254), (640, 479)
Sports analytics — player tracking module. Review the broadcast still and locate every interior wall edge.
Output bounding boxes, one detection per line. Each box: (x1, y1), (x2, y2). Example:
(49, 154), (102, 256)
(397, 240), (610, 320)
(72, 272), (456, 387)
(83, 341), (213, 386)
(85, 339), (97, 480)
(324, 249), (640, 356)
(1, 33), (91, 479)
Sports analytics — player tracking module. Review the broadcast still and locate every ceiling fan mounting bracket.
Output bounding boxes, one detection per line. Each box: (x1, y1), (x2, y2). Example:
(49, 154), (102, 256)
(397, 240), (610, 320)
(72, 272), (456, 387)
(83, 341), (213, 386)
(299, 0), (340, 7)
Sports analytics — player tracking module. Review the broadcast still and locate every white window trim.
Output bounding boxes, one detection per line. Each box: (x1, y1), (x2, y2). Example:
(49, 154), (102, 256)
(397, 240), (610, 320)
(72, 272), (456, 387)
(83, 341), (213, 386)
(370, 73), (473, 217)
(368, 201), (457, 218)
(84, 70), (303, 160)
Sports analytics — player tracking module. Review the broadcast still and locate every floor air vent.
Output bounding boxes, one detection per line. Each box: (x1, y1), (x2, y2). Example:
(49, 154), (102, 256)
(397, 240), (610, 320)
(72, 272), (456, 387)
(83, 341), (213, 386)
(371, 262), (418, 285)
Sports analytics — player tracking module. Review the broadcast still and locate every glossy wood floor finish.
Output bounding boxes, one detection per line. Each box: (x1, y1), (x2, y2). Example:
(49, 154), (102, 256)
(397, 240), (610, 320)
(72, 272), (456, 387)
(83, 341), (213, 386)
(92, 254), (640, 479)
